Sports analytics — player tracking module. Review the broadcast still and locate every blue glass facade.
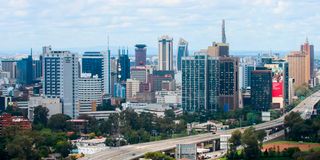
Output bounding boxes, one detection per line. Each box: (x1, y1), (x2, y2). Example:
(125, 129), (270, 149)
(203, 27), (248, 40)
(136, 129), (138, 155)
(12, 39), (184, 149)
(16, 55), (33, 85)
(82, 52), (103, 78)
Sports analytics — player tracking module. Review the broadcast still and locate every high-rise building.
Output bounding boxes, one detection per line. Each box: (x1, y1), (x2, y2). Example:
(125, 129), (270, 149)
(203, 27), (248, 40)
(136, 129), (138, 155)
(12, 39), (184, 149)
(176, 38), (189, 71)
(16, 53), (33, 85)
(33, 59), (42, 81)
(251, 70), (272, 111)
(117, 48), (130, 83)
(150, 70), (175, 91)
(82, 51), (110, 94)
(135, 44), (147, 66)
(239, 64), (255, 89)
(1, 60), (16, 79)
(131, 66), (148, 83)
(287, 51), (308, 87)
(43, 47), (79, 118)
(207, 42), (229, 57)
(301, 38), (314, 79)
(158, 35), (173, 70)
(126, 79), (140, 102)
(218, 57), (239, 111)
(79, 74), (102, 112)
(182, 53), (219, 112)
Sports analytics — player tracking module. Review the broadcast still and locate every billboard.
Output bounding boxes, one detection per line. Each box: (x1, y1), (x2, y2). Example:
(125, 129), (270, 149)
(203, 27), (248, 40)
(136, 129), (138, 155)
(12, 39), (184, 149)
(265, 64), (284, 98)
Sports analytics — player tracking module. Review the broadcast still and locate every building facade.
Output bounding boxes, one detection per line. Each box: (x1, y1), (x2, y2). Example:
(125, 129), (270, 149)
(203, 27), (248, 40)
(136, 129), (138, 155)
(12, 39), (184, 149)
(82, 51), (110, 95)
(79, 74), (103, 113)
(251, 70), (272, 111)
(16, 54), (33, 85)
(176, 38), (188, 71)
(158, 35), (173, 70)
(182, 53), (219, 112)
(287, 51), (308, 87)
(117, 49), (130, 83)
(43, 47), (79, 118)
(135, 44), (147, 66)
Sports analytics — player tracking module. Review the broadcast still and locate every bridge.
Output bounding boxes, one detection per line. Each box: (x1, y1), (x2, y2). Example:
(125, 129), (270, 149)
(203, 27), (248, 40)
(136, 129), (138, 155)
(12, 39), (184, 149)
(82, 91), (320, 160)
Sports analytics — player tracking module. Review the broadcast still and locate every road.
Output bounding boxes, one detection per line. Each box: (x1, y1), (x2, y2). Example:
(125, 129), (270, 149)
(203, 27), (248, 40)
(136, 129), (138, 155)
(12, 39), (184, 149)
(82, 91), (320, 160)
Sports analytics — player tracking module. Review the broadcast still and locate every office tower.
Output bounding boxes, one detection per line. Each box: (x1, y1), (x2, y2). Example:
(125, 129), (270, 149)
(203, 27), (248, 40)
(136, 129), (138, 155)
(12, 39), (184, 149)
(287, 51), (308, 87)
(33, 60), (42, 80)
(207, 42), (229, 57)
(131, 66), (148, 83)
(176, 38), (189, 71)
(158, 35), (173, 70)
(43, 48), (79, 118)
(239, 64), (255, 89)
(117, 48), (130, 83)
(222, 19), (226, 43)
(1, 60), (16, 79)
(16, 52), (33, 85)
(251, 70), (272, 111)
(126, 79), (140, 102)
(82, 51), (110, 94)
(219, 57), (239, 111)
(182, 53), (219, 112)
(150, 70), (175, 91)
(301, 38), (314, 79)
(79, 74), (102, 112)
(135, 44), (147, 66)
(114, 83), (126, 98)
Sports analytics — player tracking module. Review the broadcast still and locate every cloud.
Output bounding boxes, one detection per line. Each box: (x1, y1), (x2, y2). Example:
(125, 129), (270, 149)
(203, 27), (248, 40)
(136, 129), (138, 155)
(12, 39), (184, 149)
(0, 0), (319, 53)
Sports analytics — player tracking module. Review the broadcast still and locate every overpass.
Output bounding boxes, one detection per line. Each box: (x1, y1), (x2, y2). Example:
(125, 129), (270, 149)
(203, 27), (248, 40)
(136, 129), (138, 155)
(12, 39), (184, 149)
(82, 91), (320, 160)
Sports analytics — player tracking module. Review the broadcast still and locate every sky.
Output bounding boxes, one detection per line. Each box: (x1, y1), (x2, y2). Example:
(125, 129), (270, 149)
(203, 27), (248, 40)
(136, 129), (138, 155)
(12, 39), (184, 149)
(0, 0), (319, 55)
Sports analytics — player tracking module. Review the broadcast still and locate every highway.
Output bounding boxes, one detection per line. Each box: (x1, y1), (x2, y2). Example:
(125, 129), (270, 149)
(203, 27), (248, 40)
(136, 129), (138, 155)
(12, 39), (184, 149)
(82, 91), (320, 160)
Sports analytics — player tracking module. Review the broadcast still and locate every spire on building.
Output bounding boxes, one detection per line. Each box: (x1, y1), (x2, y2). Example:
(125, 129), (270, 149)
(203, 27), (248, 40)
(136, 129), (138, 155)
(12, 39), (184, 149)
(306, 36), (309, 44)
(222, 19), (226, 43)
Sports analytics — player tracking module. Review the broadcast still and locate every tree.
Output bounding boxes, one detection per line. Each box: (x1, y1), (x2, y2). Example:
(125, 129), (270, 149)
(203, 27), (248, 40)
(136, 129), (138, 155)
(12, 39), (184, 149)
(295, 83), (311, 97)
(256, 130), (267, 148)
(6, 135), (38, 160)
(77, 114), (98, 133)
(33, 105), (49, 128)
(144, 152), (174, 160)
(48, 114), (71, 131)
(164, 109), (176, 121)
(54, 140), (72, 157)
(228, 129), (242, 159)
(241, 127), (261, 159)
(284, 112), (304, 140)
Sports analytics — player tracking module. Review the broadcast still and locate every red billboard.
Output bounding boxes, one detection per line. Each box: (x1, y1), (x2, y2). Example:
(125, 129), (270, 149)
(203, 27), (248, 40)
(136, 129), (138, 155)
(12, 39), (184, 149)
(272, 82), (283, 97)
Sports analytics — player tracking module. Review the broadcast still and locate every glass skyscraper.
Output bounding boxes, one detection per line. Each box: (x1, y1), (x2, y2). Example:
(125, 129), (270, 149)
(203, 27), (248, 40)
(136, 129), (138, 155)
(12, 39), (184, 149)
(176, 38), (188, 71)
(82, 51), (110, 94)
(182, 53), (219, 112)
(16, 54), (33, 85)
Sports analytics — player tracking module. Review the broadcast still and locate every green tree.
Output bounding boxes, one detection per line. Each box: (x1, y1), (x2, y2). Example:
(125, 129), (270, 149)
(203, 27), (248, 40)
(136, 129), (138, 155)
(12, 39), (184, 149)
(228, 129), (242, 159)
(144, 152), (174, 160)
(6, 135), (38, 160)
(48, 114), (71, 131)
(54, 140), (72, 157)
(33, 105), (49, 128)
(295, 83), (311, 97)
(241, 127), (261, 159)
(284, 112), (304, 140)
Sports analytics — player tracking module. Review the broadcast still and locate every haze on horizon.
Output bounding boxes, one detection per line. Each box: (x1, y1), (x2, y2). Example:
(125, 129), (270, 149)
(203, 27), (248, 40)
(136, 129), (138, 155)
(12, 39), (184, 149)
(0, 0), (319, 54)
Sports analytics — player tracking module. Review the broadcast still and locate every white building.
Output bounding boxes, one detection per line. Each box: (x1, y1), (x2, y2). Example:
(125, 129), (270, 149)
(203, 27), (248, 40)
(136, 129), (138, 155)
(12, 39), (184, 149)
(126, 79), (140, 101)
(28, 96), (62, 120)
(75, 138), (107, 155)
(155, 90), (181, 104)
(79, 74), (103, 113)
(158, 35), (173, 70)
(121, 102), (170, 117)
(43, 46), (79, 118)
(220, 134), (232, 150)
(79, 110), (120, 120)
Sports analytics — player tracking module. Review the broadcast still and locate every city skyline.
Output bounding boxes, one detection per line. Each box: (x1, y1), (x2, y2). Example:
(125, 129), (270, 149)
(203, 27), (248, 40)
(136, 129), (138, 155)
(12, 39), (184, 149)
(0, 0), (319, 55)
